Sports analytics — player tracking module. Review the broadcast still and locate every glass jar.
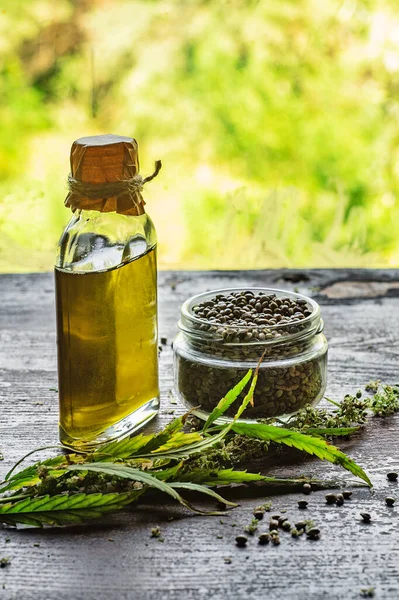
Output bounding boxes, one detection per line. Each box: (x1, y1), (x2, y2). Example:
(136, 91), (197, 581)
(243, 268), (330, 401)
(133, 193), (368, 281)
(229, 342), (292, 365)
(173, 288), (328, 421)
(55, 134), (160, 450)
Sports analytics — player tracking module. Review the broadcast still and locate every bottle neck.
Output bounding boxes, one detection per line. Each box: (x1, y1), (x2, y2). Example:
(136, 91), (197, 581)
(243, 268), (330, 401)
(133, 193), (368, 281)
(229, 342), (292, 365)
(56, 210), (156, 273)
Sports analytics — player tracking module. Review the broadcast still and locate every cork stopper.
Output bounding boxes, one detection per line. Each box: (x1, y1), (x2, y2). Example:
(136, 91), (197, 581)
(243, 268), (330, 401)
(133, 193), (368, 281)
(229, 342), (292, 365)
(65, 134), (145, 216)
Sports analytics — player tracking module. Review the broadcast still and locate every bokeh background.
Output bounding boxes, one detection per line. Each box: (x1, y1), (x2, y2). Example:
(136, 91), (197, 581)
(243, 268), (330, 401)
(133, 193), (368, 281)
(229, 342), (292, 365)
(0, 0), (398, 272)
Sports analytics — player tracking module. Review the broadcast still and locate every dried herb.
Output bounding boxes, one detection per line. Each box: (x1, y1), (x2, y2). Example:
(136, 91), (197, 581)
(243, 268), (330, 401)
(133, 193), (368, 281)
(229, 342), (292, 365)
(289, 382), (399, 433)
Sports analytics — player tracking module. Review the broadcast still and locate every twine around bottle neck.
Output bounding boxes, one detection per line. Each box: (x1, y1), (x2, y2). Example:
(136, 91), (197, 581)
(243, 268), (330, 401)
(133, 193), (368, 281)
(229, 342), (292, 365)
(67, 160), (162, 206)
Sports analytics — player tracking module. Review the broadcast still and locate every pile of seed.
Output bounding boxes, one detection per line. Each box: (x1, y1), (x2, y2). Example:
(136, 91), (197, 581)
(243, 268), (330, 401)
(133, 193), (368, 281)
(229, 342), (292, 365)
(192, 291), (312, 345)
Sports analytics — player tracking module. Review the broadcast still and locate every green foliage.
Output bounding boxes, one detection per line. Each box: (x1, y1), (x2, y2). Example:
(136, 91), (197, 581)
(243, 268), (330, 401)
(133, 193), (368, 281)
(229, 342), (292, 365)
(0, 492), (134, 527)
(0, 371), (375, 528)
(0, 0), (399, 270)
(203, 369), (252, 432)
(66, 463), (230, 515)
(231, 422), (372, 486)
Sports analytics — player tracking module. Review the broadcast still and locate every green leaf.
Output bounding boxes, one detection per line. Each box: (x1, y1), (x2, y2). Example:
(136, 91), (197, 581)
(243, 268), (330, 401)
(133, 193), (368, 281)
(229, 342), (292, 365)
(202, 369), (252, 431)
(231, 422), (372, 486)
(95, 434), (156, 460)
(177, 468), (270, 485)
(232, 371), (258, 421)
(138, 417), (186, 454)
(139, 372), (260, 462)
(306, 426), (360, 437)
(93, 417), (186, 460)
(151, 431), (204, 454)
(149, 462), (185, 481)
(0, 455), (74, 493)
(0, 492), (135, 527)
(4, 446), (72, 483)
(136, 427), (229, 461)
(168, 482), (237, 507)
(67, 463), (227, 515)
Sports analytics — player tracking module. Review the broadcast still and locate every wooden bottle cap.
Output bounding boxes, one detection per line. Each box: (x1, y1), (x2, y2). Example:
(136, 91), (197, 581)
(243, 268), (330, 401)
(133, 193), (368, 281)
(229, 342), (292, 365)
(65, 134), (145, 215)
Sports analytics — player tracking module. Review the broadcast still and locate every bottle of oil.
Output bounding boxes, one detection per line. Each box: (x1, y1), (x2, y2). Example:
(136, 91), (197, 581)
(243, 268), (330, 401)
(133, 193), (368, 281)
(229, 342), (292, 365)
(55, 134), (160, 450)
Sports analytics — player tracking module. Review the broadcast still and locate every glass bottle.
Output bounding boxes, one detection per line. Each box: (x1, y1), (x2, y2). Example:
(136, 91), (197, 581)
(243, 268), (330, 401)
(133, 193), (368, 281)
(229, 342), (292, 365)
(55, 134), (159, 450)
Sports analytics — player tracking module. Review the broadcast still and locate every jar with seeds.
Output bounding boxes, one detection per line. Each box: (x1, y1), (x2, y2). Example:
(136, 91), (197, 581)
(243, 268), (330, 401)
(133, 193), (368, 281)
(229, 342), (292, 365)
(173, 288), (328, 421)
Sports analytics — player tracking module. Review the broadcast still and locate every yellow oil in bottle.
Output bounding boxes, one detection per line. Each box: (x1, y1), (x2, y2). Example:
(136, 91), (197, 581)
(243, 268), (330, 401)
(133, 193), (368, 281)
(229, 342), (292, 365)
(55, 247), (159, 449)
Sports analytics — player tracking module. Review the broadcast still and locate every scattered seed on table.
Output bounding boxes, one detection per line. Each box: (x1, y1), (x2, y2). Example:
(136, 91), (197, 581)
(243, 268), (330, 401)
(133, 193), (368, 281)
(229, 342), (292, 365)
(295, 521), (307, 531)
(269, 529), (279, 537)
(253, 505), (265, 515)
(271, 535), (281, 546)
(235, 535), (248, 547)
(360, 513), (371, 523)
(269, 519), (279, 530)
(385, 497), (396, 507)
(258, 533), (270, 545)
(387, 472), (398, 482)
(343, 490), (352, 500)
(278, 516), (288, 526)
(336, 493), (344, 506)
(291, 528), (301, 538)
(360, 587), (375, 598)
(302, 483), (312, 495)
(298, 500), (308, 509)
(253, 510), (264, 520)
(306, 528), (320, 540)
(282, 521), (292, 532)
(325, 493), (337, 504)
(0, 557), (10, 568)
(271, 514), (281, 521)
(151, 527), (162, 538)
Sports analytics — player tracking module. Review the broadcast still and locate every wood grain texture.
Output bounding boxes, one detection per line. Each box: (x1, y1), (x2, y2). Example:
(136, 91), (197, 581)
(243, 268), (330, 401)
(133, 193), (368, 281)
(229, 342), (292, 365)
(0, 269), (398, 600)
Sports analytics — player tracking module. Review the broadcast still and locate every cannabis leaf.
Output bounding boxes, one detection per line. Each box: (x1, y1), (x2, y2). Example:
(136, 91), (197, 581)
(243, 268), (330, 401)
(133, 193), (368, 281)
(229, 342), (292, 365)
(168, 483), (237, 507)
(306, 426), (360, 437)
(66, 462), (231, 515)
(0, 492), (135, 527)
(231, 422), (372, 486)
(202, 369), (252, 431)
(151, 431), (204, 453)
(176, 468), (267, 485)
(0, 455), (72, 493)
(95, 416), (186, 460)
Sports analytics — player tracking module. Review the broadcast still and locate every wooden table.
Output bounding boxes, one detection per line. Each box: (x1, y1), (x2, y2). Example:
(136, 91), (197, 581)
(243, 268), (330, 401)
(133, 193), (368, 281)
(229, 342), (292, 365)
(0, 269), (398, 600)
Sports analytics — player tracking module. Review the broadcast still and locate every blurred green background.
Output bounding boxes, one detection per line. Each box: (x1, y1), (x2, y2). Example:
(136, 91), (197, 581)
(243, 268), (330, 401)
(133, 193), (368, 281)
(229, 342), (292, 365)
(0, 0), (398, 272)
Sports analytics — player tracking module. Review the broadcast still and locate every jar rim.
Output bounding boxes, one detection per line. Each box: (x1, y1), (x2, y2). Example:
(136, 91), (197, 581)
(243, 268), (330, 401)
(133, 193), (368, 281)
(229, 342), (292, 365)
(179, 287), (322, 345)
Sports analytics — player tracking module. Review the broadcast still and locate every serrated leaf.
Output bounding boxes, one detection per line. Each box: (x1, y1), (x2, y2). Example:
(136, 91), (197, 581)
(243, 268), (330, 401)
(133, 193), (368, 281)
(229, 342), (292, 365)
(0, 492), (135, 527)
(93, 417), (186, 461)
(306, 426), (360, 437)
(232, 371), (258, 421)
(136, 427), (229, 460)
(95, 434), (156, 460)
(203, 369), (252, 431)
(137, 417), (185, 454)
(0, 455), (75, 493)
(177, 468), (268, 485)
(168, 482), (237, 507)
(149, 462), (184, 481)
(231, 422), (372, 486)
(150, 431), (203, 454)
(67, 463), (227, 515)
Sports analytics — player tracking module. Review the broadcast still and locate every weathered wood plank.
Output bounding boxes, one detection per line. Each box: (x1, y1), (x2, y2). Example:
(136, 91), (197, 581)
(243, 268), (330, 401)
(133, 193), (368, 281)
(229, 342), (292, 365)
(0, 269), (398, 600)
